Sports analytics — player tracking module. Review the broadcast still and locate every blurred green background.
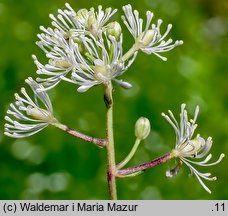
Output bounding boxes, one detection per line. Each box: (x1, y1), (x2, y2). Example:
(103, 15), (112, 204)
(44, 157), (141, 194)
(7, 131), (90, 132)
(0, 0), (227, 200)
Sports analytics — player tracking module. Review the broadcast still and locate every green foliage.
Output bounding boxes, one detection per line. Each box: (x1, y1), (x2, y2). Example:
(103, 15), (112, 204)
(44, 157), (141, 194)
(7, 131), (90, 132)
(0, 0), (228, 199)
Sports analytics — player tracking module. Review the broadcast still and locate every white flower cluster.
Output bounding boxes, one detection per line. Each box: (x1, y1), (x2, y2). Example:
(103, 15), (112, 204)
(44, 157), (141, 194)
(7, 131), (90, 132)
(122, 4), (183, 61)
(4, 4), (183, 138)
(32, 3), (182, 92)
(4, 78), (56, 138)
(162, 104), (225, 193)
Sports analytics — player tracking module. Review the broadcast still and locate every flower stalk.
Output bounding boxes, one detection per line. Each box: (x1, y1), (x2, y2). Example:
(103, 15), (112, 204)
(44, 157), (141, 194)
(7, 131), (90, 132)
(120, 44), (138, 62)
(117, 138), (141, 169)
(53, 122), (107, 147)
(117, 153), (172, 176)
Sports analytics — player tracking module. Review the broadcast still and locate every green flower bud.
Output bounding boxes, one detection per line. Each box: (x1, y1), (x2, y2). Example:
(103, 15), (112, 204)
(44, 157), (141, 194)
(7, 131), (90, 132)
(135, 117), (151, 140)
(106, 21), (122, 40)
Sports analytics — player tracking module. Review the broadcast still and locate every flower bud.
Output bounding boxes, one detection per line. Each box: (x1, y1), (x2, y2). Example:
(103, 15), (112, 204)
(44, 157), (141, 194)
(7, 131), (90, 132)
(106, 21), (122, 40)
(135, 117), (151, 140)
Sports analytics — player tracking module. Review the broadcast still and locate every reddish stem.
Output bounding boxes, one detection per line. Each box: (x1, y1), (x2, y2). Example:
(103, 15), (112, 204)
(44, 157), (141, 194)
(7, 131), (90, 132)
(65, 127), (107, 147)
(117, 153), (171, 176)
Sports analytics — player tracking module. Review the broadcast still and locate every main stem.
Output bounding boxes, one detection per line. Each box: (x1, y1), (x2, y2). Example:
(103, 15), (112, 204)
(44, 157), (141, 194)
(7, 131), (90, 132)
(105, 83), (117, 200)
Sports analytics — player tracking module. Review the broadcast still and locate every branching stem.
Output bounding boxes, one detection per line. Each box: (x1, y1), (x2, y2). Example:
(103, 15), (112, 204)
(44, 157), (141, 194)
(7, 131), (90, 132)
(117, 153), (172, 176)
(52, 122), (107, 147)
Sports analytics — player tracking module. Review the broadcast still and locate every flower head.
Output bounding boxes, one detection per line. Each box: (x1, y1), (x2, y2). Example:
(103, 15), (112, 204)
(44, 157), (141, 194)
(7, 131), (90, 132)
(4, 77), (57, 138)
(162, 104), (225, 193)
(122, 4), (183, 61)
(33, 3), (136, 92)
(49, 3), (117, 37)
(33, 3), (182, 92)
(52, 31), (136, 92)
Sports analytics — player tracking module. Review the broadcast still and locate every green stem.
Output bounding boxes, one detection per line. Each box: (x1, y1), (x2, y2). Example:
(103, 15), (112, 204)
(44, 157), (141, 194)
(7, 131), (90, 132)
(105, 83), (117, 200)
(117, 138), (141, 169)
